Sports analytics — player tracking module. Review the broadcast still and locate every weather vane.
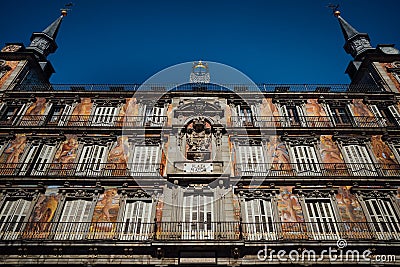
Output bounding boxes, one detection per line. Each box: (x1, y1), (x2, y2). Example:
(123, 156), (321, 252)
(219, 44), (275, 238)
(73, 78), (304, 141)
(327, 3), (341, 17)
(60, 2), (74, 16)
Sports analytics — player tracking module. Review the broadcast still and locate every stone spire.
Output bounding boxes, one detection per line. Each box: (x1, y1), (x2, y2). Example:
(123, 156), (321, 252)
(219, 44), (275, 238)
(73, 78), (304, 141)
(334, 10), (374, 59)
(26, 10), (67, 60)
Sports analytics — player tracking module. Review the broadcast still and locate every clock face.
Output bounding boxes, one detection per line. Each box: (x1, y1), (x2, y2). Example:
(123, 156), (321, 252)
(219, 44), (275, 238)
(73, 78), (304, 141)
(380, 46), (400, 55)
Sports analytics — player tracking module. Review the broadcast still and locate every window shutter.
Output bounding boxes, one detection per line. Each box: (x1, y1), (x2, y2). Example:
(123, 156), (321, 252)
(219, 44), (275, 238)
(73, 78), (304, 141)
(364, 199), (400, 239)
(279, 105), (290, 127)
(19, 144), (40, 175)
(291, 145), (320, 176)
(32, 144), (56, 175)
(92, 106), (117, 126)
(342, 144), (376, 176)
(243, 199), (274, 240)
(12, 103), (29, 125)
(346, 103), (357, 126)
(76, 145), (93, 174)
(237, 145), (265, 175)
(0, 199), (31, 239)
(182, 195), (214, 240)
(369, 105), (386, 127)
(130, 145), (160, 175)
(296, 105), (307, 127)
(58, 104), (74, 126)
(324, 104), (336, 127)
(388, 105), (400, 125)
(90, 145), (108, 173)
(305, 200), (338, 240)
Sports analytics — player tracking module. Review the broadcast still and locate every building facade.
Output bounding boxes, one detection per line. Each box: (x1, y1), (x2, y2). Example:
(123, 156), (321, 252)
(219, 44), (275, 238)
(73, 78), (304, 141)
(0, 9), (399, 266)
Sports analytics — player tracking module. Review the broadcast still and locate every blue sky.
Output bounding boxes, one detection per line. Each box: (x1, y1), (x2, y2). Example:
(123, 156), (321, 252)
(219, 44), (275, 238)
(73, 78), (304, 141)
(1, 0), (399, 84)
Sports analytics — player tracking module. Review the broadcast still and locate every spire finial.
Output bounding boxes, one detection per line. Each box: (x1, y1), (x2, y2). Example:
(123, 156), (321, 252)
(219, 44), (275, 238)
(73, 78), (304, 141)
(61, 2), (73, 17)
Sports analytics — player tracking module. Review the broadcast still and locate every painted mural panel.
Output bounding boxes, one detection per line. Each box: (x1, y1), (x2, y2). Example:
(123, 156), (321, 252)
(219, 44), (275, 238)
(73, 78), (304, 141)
(277, 187), (306, 239)
(106, 136), (129, 176)
(305, 99), (328, 127)
(266, 136), (291, 173)
(0, 60), (19, 88)
(51, 135), (79, 175)
(381, 63), (400, 91)
(24, 187), (61, 239)
(349, 99), (375, 126)
(0, 134), (27, 175)
(90, 188), (120, 239)
(320, 135), (348, 175)
(22, 97), (48, 125)
(336, 186), (370, 238)
(261, 98), (280, 127)
(116, 98), (138, 127)
(68, 98), (93, 126)
(371, 135), (399, 172)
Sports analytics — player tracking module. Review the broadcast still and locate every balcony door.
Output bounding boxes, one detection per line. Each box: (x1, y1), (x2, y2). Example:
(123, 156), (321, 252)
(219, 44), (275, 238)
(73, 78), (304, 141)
(342, 144), (377, 176)
(182, 194), (214, 240)
(305, 199), (339, 240)
(0, 198), (31, 240)
(243, 198), (276, 240)
(120, 200), (153, 240)
(290, 145), (321, 176)
(237, 144), (267, 176)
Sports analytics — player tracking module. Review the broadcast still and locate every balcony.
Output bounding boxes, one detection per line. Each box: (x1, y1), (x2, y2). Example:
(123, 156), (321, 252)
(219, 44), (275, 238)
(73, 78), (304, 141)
(0, 221), (398, 242)
(230, 116), (387, 128)
(0, 163), (164, 177)
(16, 115), (168, 128)
(234, 163), (400, 177)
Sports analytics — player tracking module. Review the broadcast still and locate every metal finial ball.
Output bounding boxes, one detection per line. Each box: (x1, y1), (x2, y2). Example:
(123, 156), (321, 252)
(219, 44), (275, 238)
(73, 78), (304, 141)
(334, 10), (341, 17)
(61, 10), (68, 16)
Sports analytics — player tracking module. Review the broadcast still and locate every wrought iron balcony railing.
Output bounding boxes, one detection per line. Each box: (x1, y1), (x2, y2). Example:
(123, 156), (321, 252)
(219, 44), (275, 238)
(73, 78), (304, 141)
(230, 116), (390, 128)
(12, 83), (382, 93)
(15, 115), (167, 128)
(234, 163), (400, 177)
(0, 221), (398, 241)
(0, 163), (164, 177)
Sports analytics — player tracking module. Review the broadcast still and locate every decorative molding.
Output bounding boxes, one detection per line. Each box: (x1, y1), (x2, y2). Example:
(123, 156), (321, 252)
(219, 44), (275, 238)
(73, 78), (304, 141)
(294, 189), (336, 198)
(235, 188), (277, 199)
(1, 186), (44, 199)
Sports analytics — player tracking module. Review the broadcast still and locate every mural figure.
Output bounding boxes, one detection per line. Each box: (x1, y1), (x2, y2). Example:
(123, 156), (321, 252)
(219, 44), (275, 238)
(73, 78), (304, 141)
(262, 98), (280, 127)
(90, 188), (120, 239)
(371, 135), (399, 173)
(267, 136), (290, 173)
(52, 136), (79, 174)
(1, 134), (27, 174)
(320, 135), (347, 175)
(277, 187), (306, 238)
(68, 98), (93, 126)
(117, 98), (138, 127)
(305, 99), (328, 127)
(24, 97), (47, 117)
(106, 136), (129, 176)
(25, 193), (60, 238)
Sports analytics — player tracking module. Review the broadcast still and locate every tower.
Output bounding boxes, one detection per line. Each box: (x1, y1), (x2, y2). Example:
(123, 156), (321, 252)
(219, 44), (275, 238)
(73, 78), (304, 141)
(0, 10), (66, 90)
(335, 10), (400, 92)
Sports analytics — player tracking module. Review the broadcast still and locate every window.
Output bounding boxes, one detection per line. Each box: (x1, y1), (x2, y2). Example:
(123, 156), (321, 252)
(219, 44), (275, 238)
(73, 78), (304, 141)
(182, 194), (214, 240)
(290, 145), (321, 176)
(369, 105), (387, 127)
(18, 143), (57, 176)
(305, 199), (339, 240)
(0, 198), (31, 240)
(55, 199), (93, 240)
(144, 106), (165, 127)
(342, 144), (377, 176)
(243, 199), (275, 240)
(236, 143), (267, 176)
(388, 105), (400, 126)
(47, 104), (74, 126)
(91, 106), (119, 126)
(120, 200), (153, 240)
(369, 104), (400, 127)
(364, 198), (400, 240)
(0, 103), (29, 125)
(279, 104), (307, 127)
(76, 144), (108, 176)
(325, 105), (352, 127)
(129, 143), (161, 176)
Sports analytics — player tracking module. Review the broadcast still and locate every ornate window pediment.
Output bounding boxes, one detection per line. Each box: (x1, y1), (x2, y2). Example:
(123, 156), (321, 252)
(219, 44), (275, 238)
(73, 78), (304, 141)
(175, 99), (224, 119)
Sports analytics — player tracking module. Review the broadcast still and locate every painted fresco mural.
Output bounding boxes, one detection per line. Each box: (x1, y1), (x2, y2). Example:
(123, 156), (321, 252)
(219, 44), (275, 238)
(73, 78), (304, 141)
(0, 60), (19, 88)
(52, 135), (79, 174)
(24, 97), (47, 117)
(371, 135), (399, 170)
(305, 99), (328, 127)
(68, 98), (93, 126)
(336, 186), (369, 237)
(349, 99), (375, 126)
(106, 136), (129, 176)
(266, 136), (291, 173)
(116, 98), (138, 127)
(90, 188), (120, 239)
(0, 134), (27, 174)
(277, 187), (306, 238)
(24, 187), (61, 239)
(381, 63), (400, 91)
(320, 135), (348, 175)
(261, 98), (280, 127)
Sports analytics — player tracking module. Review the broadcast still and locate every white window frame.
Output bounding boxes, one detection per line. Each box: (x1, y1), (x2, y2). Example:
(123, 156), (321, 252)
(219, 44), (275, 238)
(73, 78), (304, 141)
(30, 144), (57, 176)
(388, 105), (400, 126)
(55, 199), (93, 240)
(128, 144), (161, 176)
(369, 104), (387, 127)
(143, 105), (165, 127)
(0, 198), (31, 240)
(236, 144), (267, 176)
(290, 145), (321, 176)
(304, 199), (339, 240)
(54, 104), (75, 126)
(341, 144), (377, 176)
(364, 198), (400, 240)
(182, 194), (214, 240)
(91, 106), (119, 126)
(243, 198), (276, 240)
(120, 200), (153, 241)
(18, 144), (40, 175)
(76, 144), (108, 176)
